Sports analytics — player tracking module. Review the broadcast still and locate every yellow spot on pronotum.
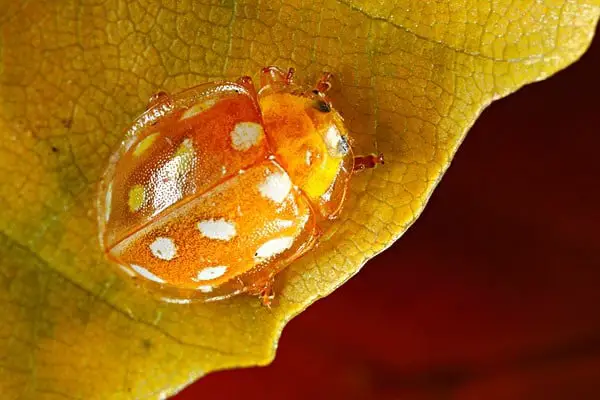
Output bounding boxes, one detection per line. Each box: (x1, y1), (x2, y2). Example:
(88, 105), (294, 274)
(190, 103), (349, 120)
(128, 184), (145, 212)
(133, 132), (160, 157)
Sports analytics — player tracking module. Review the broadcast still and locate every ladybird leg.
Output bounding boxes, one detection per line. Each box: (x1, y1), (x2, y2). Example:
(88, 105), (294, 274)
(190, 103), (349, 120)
(285, 67), (295, 85)
(146, 91), (171, 110)
(260, 66), (295, 88)
(236, 75), (258, 99)
(353, 153), (385, 173)
(251, 276), (276, 308)
(315, 72), (333, 93)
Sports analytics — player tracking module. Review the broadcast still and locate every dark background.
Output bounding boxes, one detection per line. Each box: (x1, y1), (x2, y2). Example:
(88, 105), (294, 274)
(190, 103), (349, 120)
(175, 26), (600, 400)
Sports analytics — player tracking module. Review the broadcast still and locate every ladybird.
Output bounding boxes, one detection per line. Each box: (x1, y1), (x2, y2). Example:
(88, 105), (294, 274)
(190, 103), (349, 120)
(98, 67), (383, 305)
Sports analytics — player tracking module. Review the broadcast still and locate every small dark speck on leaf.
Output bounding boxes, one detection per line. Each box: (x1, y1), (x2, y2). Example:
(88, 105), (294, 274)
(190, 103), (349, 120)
(142, 339), (152, 350)
(61, 119), (73, 129)
(51, 146), (59, 153)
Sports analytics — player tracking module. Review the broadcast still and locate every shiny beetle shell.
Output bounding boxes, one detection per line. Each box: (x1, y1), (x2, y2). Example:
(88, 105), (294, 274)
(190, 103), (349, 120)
(97, 67), (377, 304)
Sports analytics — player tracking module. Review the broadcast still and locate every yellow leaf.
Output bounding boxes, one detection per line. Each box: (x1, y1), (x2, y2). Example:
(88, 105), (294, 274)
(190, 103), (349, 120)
(0, 0), (598, 398)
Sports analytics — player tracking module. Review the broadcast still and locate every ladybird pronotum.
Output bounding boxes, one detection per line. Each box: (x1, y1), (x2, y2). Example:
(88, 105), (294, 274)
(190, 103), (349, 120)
(98, 66), (382, 305)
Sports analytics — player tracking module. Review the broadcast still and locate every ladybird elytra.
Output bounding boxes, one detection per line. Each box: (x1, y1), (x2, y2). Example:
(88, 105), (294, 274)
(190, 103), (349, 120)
(98, 67), (382, 305)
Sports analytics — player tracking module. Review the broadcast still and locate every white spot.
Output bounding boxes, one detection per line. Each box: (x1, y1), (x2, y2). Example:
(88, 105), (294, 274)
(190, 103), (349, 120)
(238, 169), (245, 174)
(197, 219), (236, 241)
(274, 219), (294, 229)
(181, 99), (217, 120)
(131, 264), (165, 283)
(195, 266), (228, 281)
(324, 125), (341, 151)
(254, 236), (294, 262)
(149, 237), (177, 260)
(258, 172), (292, 203)
(197, 285), (213, 293)
(221, 166), (227, 175)
(230, 122), (263, 151)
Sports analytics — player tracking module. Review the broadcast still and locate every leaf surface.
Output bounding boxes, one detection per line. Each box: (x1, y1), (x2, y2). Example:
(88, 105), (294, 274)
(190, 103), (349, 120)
(0, 1), (598, 398)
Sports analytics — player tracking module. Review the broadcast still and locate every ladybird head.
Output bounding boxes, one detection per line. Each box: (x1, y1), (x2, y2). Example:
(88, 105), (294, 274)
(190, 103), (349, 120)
(258, 68), (354, 219)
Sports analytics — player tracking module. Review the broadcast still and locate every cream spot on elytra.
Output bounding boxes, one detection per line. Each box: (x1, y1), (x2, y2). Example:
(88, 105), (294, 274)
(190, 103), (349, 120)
(131, 264), (165, 283)
(197, 219), (236, 241)
(195, 266), (228, 281)
(128, 184), (145, 212)
(149, 237), (177, 260)
(254, 236), (294, 262)
(133, 132), (160, 157)
(230, 122), (263, 151)
(258, 172), (292, 203)
(181, 99), (217, 120)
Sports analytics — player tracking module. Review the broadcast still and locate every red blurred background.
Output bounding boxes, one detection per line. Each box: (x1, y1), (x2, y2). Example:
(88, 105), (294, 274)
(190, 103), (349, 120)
(175, 26), (600, 400)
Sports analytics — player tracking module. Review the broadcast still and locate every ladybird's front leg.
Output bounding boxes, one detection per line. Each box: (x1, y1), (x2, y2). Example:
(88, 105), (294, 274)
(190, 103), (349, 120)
(260, 66), (295, 89)
(353, 153), (385, 173)
(315, 72), (333, 94)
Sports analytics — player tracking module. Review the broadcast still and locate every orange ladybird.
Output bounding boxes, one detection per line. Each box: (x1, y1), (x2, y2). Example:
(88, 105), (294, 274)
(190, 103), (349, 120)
(98, 67), (383, 305)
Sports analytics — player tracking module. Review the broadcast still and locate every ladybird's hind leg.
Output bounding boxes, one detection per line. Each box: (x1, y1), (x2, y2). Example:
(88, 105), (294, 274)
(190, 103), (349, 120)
(353, 153), (385, 173)
(259, 279), (275, 308)
(260, 66), (295, 88)
(248, 276), (276, 308)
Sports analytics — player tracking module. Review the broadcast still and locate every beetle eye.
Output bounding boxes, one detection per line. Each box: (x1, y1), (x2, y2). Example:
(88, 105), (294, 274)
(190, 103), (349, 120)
(311, 89), (320, 95)
(313, 99), (331, 113)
